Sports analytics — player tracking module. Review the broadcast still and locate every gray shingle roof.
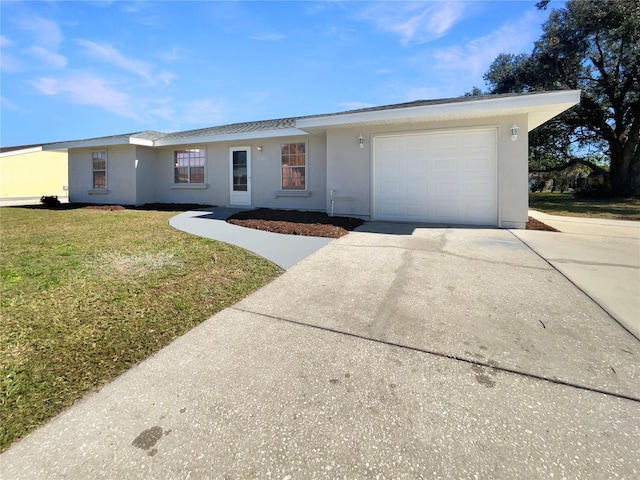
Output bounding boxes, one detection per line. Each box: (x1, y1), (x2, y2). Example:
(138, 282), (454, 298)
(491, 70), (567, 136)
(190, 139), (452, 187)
(7, 90), (568, 149)
(130, 130), (167, 141)
(162, 118), (298, 140)
(163, 92), (552, 140)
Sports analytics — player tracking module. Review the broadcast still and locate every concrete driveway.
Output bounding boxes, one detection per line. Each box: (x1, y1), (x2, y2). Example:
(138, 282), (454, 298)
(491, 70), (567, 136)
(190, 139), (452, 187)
(515, 210), (640, 340)
(2, 225), (639, 479)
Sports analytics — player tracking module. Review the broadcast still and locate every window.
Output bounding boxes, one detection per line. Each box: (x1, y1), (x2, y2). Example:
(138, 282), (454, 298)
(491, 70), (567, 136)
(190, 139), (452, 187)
(281, 143), (306, 190)
(92, 151), (107, 189)
(174, 149), (205, 183)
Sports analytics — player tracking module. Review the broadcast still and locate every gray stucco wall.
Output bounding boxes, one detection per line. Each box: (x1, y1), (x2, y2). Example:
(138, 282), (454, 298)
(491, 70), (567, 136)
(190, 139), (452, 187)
(325, 115), (530, 228)
(249, 135), (326, 211)
(151, 147), (215, 206)
(134, 146), (158, 206)
(66, 115), (529, 227)
(153, 136), (326, 210)
(68, 145), (137, 205)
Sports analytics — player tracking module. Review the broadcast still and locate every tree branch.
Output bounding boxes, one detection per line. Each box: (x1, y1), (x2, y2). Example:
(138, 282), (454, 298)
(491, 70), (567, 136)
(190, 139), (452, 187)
(529, 158), (608, 175)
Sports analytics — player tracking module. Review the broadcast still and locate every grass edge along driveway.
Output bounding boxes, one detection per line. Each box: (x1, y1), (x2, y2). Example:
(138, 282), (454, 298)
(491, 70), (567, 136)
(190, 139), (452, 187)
(529, 192), (640, 220)
(0, 206), (282, 452)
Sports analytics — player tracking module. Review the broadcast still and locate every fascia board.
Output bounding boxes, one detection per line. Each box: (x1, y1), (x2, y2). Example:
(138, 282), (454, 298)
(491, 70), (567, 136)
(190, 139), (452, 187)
(296, 90), (581, 129)
(129, 138), (155, 146)
(42, 137), (153, 150)
(154, 128), (308, 147)
(0, 146), (44, 157)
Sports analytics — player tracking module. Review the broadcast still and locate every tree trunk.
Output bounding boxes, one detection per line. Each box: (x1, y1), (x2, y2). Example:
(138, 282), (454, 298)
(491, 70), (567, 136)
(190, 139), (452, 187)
(609, 147), (640, 197)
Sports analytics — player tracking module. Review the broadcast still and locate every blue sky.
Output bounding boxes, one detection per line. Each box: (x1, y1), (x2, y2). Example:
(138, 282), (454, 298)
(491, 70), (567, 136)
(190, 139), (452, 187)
(0, 1), (555, 147)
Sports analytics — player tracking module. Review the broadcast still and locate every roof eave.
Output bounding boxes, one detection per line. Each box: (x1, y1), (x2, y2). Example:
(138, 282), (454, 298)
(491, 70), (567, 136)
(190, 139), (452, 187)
(296, 90), (581, 132)
(0, 146), (44, 157)
(42, 136), (154, 150)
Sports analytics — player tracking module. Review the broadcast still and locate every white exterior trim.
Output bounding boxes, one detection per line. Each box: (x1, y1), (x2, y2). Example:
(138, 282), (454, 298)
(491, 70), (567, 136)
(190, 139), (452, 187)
(0, 146), (44, 157)
(229, 146), (252, 206)
(43, 137), (154, 150)
(297, 90), (580, 132)
(169, 184), (209, 189)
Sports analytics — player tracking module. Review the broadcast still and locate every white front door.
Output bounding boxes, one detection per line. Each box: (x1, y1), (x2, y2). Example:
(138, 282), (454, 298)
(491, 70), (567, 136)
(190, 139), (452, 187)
(229, 147), (251, 206)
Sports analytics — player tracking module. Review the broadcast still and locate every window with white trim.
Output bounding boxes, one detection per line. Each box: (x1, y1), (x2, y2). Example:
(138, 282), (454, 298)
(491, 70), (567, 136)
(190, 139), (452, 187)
(174, 148), (205, 183)
(281, 143), (306, 190)
(92, 151), (107, 189)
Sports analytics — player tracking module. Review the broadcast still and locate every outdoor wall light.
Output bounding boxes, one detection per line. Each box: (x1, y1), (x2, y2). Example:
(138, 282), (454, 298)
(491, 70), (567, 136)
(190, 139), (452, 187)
(358, 134), (365, 148)
(510, 123), (520, 141)
(257, 146), (263, 152)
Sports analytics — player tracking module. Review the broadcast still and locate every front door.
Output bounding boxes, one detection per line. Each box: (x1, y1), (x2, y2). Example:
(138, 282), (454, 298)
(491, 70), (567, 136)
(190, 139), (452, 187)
(229, 147), (251, 206)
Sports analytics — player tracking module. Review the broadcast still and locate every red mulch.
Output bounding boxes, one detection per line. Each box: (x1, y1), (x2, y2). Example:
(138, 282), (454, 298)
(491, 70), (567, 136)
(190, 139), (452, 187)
(228, 209), (560, 237)
(227, 208), (364, 238)
(526, 216), (559, 232)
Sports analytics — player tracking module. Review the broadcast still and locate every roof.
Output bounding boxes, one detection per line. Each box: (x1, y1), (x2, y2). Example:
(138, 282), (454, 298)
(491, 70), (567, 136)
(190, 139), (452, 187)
(39, 90), (580, 150)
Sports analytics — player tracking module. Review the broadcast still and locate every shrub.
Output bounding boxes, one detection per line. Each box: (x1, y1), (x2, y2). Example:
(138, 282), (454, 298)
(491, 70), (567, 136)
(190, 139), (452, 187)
(574, 184), (612, 199)
(40, 195), (61, 207)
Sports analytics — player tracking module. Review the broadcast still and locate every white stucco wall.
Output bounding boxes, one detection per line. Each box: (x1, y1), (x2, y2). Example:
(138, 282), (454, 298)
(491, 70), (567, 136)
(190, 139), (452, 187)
(68, 146), (137, 205)
(325, 115), (530, 227)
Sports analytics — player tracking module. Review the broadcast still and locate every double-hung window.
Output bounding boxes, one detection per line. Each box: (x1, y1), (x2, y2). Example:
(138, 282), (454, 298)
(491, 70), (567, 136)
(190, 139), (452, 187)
(92, 151), (107, 189)
(281, 143), (306, 190)
(174, 149), (205, 184)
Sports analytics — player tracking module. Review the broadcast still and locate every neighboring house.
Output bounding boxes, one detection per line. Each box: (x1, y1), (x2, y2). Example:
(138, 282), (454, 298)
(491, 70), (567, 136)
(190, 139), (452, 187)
(0, 145), (68, 206)
(45, 90), (580, 228)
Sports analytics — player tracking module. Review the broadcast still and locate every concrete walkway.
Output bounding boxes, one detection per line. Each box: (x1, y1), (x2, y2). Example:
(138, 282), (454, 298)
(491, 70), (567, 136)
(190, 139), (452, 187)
(2, 223), (638, 479)
(516, 210), (640, 340)
(169, 207), (332, 270)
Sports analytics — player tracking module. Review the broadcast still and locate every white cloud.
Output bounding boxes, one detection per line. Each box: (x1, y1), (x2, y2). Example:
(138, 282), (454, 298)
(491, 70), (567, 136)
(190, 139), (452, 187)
(16, 16), (63, 49)
(76, 39), (168, 84)
(183, 99), (225, 125)
(430, 9), (546, 80)
(359, 1), (468, 46)
(248, 33), (285, 41)
(27, 46), (68, 69)
(149, 98), (225, 126)
(157, 71), (176, 87)
(1, 95), (22, 112)
(31, 74), (139, 120)
(0, 53), (23, 73)
(1, 35), (15, 47)
(158, 47), (180, 63)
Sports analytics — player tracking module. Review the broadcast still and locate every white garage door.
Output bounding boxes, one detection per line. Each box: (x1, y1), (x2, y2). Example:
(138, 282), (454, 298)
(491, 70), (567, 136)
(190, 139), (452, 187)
(373, 128), (498, 225)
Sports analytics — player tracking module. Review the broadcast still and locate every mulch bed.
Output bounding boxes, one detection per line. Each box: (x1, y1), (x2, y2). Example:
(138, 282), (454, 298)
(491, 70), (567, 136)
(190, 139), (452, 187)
(227, 208), (364, 238)
(526, 216), (560, 232)
(227, 209), (560, 237)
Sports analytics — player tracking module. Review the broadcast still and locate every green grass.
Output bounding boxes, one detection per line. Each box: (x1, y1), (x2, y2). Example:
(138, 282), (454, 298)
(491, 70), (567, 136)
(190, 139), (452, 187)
(529, 192), (640, 220)
(0, 206), (282, 451)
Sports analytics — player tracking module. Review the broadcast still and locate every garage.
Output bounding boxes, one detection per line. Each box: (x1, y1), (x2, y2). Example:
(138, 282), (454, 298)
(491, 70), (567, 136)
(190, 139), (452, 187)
(373, 128), (498, 226)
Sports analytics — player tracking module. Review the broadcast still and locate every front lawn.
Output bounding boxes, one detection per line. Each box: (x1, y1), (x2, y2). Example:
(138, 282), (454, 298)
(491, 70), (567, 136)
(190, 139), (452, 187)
(529, 192), (640, 220)
(0, 206), (281, 451)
